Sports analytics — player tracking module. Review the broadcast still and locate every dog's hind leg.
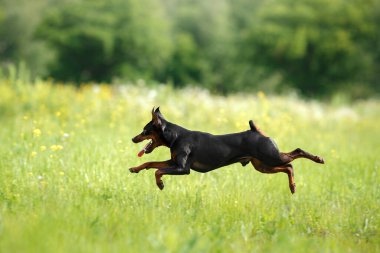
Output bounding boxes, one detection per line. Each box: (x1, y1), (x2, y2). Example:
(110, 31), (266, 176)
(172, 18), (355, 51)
(280, 148), (324, 164)
(251, 158), (296, 194)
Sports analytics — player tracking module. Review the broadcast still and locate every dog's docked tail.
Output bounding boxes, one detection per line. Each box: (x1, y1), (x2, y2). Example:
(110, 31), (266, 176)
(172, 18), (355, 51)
(249, 120), (267, 136)
(249, 120), (258, 131)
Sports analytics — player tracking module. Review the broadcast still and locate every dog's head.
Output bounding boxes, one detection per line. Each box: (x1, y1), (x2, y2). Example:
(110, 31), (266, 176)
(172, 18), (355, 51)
(132, 107), (167, 156)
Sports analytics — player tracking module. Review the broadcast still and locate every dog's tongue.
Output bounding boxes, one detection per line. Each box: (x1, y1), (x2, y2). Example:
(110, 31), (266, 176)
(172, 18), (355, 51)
(137, 141), (152, 157)
(137, 149), (145, 157)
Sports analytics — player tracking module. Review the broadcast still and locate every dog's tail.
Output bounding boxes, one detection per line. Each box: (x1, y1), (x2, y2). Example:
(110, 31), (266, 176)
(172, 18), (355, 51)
(249, 120), (258, 131)
(249, 120), (267, 136)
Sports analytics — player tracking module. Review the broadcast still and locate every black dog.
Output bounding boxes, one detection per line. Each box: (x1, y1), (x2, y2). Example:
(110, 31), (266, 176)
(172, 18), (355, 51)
(130, 107), (324, 193)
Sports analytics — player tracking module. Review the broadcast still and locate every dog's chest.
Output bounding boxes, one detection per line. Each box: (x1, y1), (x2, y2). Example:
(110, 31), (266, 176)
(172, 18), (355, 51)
(190, 161), (215, 172)
(191, 161), (208, 169)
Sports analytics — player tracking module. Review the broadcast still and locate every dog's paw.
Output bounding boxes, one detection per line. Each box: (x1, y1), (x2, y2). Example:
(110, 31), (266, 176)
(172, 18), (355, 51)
(314, 156), (325, 164)
(156, 180), (164, 190)
(290, 183), (296, 194)
(129, 167), (140, 173)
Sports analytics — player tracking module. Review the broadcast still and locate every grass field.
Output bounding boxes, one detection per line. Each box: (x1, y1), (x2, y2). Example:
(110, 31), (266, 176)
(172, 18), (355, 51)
(0, 79), (379, 253)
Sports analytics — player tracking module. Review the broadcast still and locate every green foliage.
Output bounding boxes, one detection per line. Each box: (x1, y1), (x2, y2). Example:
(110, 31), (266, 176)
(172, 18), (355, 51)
(165, 33), (206, 86)
(0, 0), (379, 97)
(0, 0), (53, 77)
(37, 0), (172, 83)
(245, 0), (380, 97)
(0, 80), (379, 252)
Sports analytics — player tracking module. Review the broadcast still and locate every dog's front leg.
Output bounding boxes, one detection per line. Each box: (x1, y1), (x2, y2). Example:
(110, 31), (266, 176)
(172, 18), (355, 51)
(129, 160), (173, 173)
(154, 150), (191, 190)
(155, 167), (190, 190)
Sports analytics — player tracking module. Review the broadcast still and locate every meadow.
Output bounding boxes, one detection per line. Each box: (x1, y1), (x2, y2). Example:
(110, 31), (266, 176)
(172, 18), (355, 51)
(0, 79), (379, 253)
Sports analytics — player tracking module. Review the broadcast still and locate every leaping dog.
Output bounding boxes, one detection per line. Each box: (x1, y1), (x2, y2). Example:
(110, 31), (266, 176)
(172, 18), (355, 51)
(130, 107), (324, 194)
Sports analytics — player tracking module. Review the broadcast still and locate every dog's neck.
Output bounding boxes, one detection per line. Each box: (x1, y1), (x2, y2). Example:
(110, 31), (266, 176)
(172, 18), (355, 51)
(160, 121), (188, 148)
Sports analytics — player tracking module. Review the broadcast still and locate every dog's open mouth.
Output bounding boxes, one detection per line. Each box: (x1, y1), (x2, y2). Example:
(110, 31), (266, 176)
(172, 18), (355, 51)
(137, 139), (154, 157)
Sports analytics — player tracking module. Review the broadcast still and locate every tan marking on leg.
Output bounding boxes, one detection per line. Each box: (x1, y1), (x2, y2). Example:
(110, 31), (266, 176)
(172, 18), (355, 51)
(130, 160), (171, 173)
(155, 170), (165, 190)
(251, 158), (296, 194)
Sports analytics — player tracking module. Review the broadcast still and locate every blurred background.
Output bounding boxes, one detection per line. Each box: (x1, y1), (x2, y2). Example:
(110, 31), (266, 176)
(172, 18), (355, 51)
(0, 0), (379, 99)
(1, 2), (379, 252)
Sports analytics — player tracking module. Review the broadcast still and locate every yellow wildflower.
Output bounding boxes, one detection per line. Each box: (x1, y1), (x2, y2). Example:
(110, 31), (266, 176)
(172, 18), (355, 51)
(30, 151), (37, 157)
(40, 145), (47, 151)
(50, 145), (63, 151)
(257, 91), (266, 99)
(33, 128), (41, 137)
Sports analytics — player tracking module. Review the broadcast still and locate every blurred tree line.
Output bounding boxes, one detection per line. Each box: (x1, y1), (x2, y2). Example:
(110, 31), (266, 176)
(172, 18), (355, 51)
(0, 0), (379, 98)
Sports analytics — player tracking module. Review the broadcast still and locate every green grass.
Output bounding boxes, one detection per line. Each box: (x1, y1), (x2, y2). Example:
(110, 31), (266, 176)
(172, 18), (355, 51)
(0, 80), (379, 253)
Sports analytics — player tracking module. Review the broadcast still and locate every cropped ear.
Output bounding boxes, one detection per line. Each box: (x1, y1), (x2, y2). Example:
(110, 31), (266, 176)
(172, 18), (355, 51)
(151, 106), (166, 131)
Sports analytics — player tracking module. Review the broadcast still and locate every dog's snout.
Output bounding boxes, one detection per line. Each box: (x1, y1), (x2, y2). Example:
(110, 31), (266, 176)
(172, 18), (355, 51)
(132, 136), (140, 143)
